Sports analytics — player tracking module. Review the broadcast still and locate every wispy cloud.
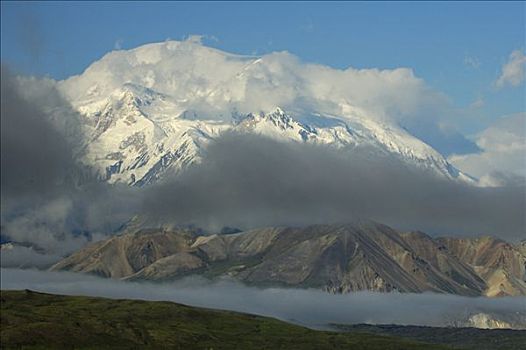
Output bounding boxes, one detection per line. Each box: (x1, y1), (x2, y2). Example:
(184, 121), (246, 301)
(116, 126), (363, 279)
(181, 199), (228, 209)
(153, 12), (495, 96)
(469, 97), (484, 109)
(184, 34), (219, 45)
(114, 39), (123, 50)
(464, 55), (481, 69)
(185, 34), (205, 44)
(300, 17), (314, 33)
(496, 49), (526, 88)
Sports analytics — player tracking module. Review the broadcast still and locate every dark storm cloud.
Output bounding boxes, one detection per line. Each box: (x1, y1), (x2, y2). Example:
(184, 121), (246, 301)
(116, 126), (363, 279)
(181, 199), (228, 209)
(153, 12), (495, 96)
(0, 66), (76, 198)
(2, 269), (525, 328)
(0, 67), (138, 256)
(143, 133), (525, 241)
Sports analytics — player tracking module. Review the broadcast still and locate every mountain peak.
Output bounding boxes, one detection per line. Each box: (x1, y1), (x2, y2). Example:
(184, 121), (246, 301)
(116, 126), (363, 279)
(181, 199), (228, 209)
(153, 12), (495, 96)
(56, 41), (474, 186)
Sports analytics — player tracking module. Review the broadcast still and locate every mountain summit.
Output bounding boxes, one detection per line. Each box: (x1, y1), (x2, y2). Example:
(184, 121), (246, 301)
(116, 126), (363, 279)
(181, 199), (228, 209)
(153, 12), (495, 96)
(57, 40), (473, 186)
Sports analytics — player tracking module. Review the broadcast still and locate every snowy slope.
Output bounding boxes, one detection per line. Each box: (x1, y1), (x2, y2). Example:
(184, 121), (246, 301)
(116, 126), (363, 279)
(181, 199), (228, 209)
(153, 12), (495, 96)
(58, 40), (473, 186)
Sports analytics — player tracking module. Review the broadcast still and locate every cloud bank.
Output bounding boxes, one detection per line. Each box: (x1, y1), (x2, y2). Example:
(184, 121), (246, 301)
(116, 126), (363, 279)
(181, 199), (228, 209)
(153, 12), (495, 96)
(2, 268), (524, 329)
(141, 132), (525, 241)
(1, 48), (525, 265)
(1, 64), (525, 265)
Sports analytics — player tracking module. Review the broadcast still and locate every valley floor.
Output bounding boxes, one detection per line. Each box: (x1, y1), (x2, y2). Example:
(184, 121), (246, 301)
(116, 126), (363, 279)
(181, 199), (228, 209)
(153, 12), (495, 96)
(335, 324), (526, 350)
(0, 290), (456, 350)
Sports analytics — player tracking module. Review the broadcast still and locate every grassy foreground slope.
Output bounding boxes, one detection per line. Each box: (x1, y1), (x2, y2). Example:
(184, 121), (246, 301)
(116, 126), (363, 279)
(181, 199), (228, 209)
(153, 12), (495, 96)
(0, 290), (450, 350)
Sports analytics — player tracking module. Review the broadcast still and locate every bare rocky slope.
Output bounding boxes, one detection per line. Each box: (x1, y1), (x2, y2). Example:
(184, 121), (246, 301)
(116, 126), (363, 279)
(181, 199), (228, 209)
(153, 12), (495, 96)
(437, 236), (526, 297)
(51, 222), (526, 297)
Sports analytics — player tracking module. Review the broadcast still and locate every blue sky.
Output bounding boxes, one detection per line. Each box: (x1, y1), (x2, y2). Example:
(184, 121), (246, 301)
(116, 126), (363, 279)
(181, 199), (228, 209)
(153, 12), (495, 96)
(1, 1), (525, 139)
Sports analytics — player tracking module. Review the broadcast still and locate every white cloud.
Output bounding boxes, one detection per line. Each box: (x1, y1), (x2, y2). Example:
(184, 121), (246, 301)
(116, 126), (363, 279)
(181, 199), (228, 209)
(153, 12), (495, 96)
(114, 39), (123, 50)
(60, 40), (448, 125)
(464, 55), (480, 69)
(300, 18), (314, 33)
(185, 34), (205, 44)
(184, 34), (219, 45)
(469, 97), (484, 109)
(496, 50), (526, 88)
(448, 113), (526, 186)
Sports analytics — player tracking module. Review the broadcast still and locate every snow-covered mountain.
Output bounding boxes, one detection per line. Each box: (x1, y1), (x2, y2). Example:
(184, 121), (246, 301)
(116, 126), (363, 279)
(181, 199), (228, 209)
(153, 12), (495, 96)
(58, 40), (473, 186)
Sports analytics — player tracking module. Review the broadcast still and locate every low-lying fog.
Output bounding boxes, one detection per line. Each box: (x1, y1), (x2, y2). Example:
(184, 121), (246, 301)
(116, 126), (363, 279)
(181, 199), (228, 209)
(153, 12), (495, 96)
(2, 268), (524, 329)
